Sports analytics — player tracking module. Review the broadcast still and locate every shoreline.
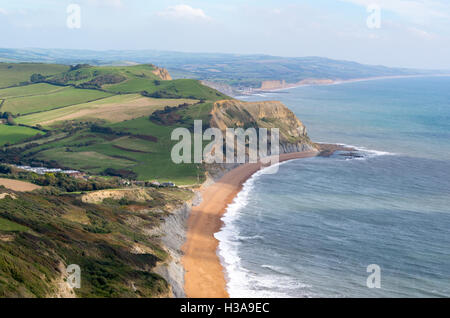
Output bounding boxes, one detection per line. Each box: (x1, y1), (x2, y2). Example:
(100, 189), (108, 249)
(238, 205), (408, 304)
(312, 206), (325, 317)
(239, 73), (450, 95)
(181, 150), (320, 298)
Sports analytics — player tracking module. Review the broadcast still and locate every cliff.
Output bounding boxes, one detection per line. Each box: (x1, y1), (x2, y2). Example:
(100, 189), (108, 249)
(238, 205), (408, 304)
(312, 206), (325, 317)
(152, 66), (172, 80)
(210, 100), (317, 153)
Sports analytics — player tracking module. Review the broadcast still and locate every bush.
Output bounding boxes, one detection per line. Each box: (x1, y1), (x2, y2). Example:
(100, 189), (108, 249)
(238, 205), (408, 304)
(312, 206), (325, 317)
(30, 73), (46, 83)
(103, 168), (137, 180)
(0, 164), (11, 174)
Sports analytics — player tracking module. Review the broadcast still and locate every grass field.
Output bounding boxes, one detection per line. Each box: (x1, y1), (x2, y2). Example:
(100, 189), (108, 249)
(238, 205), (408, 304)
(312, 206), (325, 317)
(25, 115), (205, 184)
(0, 83), (65, 99)
(106, 78), (228, 101)
(17, 94), (198, 126)
(0, 63), (227, 184)
(1, 86), (112, 115)
(45, 64), (160, 86)
(0, 125), (43, 146)
(0, 63), (69, 88)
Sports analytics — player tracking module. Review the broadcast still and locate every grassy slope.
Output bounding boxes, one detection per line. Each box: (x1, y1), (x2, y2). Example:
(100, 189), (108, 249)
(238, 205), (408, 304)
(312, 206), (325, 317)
(0, 125), (43, 146)
(0, 63), (230, 183)
(16, 94), (197, 126)
(24, 101), (214, 184)
(0, 216), (30, 232)
(0, 83), (65, 99)
(0, 63), (69, 88)
(2, 87), (112, 115)
(45, 64), (160, 86)
(0, 188), (193, 297)
(106, 78), (228, 100)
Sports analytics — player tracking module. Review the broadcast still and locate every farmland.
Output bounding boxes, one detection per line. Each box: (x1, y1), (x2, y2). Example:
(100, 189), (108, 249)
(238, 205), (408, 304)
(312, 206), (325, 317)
(0, 62), (229, 185)
(17, 94), (198, 126)
(0, 125), (43, 146)
(0, 63), (69, 88)
(1, 86), (112, 115)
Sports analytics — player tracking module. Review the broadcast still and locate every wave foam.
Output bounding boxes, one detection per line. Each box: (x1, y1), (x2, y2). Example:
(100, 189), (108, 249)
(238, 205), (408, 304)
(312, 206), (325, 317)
(214, 161), (313, 298)
(330, 143), (397, 160)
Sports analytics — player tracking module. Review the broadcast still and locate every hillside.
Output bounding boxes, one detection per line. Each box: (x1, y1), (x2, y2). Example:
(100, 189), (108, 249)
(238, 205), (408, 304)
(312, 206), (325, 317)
(0, 186), (194, 297)
(0, 60), (316, 184)
(0, 61), (320, 298)
(0, 48), (439, 93)
(0, 63), (230, 184)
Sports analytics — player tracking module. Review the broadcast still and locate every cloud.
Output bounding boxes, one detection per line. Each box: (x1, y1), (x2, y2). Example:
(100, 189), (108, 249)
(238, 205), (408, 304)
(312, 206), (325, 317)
(85, 0), (122, 8)
(0, 8), (7, 15)
(407, 26), (437, 39)
(158, 4), (211, 21)
(340, 0), (449, 24)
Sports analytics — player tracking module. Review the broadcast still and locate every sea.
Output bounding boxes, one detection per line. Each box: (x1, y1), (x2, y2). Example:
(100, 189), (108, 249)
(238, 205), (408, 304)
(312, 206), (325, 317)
(214, 76), (450, 297)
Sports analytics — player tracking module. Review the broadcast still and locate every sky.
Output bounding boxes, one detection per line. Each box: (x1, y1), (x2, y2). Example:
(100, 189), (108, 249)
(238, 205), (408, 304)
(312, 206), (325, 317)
(0, 0), (449, 69)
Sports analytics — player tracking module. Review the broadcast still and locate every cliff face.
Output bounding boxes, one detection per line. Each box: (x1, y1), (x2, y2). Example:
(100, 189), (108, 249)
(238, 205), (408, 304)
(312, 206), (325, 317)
(152, 66), (172, 80)
(210, 100), (317, 153)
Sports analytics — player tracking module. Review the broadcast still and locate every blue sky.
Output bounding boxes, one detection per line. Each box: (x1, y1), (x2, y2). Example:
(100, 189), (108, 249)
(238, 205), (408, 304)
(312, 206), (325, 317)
(1, 0), (449, 69)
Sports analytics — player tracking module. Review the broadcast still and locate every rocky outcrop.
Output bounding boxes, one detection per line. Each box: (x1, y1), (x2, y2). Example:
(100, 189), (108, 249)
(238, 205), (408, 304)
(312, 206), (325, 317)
(210, 100), (318, 154)
(152, 67), (172, 80)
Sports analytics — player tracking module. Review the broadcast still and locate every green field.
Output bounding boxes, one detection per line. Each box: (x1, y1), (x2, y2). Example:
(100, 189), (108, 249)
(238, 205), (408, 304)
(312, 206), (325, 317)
(0, 63), (69, 88)
(0, 125), (43, 146)
(1, 86), (112, 115)
(45, 64), (160, 86)
(16, 94), (197, 126)
(15, 100), (215, 184)
(0, 83), (65, 99)
(29, 118), (202, 184)
(106, 78), (228, 100)
(0, 63), (229, 184)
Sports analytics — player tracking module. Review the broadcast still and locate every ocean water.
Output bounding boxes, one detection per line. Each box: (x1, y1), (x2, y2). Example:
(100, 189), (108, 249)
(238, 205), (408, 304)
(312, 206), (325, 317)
(215, 76), (450, 298)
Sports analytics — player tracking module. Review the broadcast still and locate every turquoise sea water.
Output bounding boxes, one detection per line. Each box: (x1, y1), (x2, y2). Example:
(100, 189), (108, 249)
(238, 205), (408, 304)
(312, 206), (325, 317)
(215, 77), (450, 297)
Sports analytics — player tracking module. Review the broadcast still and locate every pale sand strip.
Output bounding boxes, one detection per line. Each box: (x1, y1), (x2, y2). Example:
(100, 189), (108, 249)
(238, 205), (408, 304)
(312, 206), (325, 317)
(182, 151), (319, 298)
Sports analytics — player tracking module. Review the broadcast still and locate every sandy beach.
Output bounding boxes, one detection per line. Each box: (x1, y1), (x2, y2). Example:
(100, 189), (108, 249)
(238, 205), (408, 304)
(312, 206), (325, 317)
(182, 151), (319, 298)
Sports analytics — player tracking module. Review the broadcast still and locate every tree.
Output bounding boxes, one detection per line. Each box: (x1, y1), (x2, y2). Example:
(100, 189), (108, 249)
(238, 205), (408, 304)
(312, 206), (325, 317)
(30, 73), (45, 83)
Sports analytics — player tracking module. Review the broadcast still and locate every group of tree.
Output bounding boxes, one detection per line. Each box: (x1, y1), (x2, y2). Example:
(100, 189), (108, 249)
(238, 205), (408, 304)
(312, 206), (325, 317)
(0, 112), (16, 125)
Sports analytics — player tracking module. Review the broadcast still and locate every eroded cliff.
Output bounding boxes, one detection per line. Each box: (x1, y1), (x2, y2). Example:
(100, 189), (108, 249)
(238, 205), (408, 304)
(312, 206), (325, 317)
(210, 100), (318, 153)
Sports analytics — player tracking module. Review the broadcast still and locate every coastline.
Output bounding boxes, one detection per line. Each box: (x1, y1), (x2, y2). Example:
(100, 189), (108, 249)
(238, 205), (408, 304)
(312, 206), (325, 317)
(241, 73), (450, 95)
(181, 151), (319, 298)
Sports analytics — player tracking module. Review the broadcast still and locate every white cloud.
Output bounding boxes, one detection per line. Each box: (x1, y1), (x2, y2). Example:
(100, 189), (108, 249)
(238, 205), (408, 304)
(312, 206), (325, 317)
(0, 8), (8, 15)
(158, 4), (211, 21)
(407, 26), (437, 39)
(340, 0), (449, 24)
(85, 0), (122, 8)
